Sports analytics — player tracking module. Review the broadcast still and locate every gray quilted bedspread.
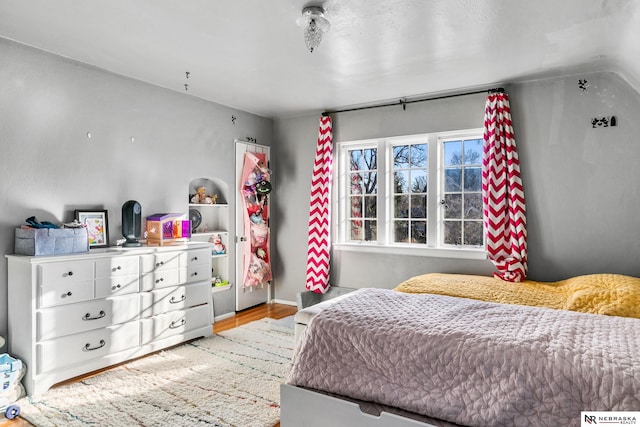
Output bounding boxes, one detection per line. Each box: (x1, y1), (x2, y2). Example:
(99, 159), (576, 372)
(286, 288), (640, 427)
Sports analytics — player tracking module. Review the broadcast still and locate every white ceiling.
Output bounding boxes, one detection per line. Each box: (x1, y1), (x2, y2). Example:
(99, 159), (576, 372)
(1, 0), (639, 118)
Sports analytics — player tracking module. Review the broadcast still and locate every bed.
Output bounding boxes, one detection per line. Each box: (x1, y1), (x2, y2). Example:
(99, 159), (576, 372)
(282, 273), (640, 427)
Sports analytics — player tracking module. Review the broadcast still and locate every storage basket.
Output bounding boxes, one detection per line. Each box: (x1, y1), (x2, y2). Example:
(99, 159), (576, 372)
(14, 227), (89, 256)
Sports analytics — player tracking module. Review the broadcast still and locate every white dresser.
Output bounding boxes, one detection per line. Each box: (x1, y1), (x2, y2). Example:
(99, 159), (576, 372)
(6, 242), (213, 397)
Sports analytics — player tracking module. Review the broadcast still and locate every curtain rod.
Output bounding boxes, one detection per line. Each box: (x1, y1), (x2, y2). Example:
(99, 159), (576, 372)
(321, 87), (504, 117)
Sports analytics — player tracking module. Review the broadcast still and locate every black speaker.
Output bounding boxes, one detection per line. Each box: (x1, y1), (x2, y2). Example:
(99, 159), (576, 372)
(121, 200), (142, 247)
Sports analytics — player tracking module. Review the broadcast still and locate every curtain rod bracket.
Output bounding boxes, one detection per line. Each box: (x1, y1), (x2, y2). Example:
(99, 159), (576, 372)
(488, 87), (505, 94)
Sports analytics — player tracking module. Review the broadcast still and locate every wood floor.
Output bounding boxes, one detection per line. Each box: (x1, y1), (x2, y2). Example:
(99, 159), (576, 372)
(1, 302), (297, 427)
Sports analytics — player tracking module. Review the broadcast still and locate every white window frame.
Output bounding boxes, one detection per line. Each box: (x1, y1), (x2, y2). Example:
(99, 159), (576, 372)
(333, 129), (487, 260)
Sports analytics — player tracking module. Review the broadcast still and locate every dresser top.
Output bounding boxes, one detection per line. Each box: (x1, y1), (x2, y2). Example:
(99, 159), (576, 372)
(6, 241), (213, 263)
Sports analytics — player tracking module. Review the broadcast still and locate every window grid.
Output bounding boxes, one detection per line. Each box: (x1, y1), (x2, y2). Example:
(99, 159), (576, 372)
(440, 137), (484, 248)
(337, 129), (484, 255)
(347, 147), (378, 242)
(392, 142), (428, 245)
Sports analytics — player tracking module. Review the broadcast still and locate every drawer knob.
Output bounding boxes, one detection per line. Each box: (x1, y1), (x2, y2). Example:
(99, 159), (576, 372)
(61, 291), (73, 298)
(67, 271), (74, 276)
(169, 295), (186, 304)
(169, 318), (186, 329)
(155, 261), (164, 267)
(112, 284), (122, 290)
(83, 339), (106, 351)
(83, 310), (106, 321)
(193, 256), (198, 261)
(193, 272), (198, 276)
(155, 277), (164, 284)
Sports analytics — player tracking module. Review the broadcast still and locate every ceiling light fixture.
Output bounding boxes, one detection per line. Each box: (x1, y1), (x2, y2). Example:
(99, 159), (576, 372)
(298, 5), (330, 53)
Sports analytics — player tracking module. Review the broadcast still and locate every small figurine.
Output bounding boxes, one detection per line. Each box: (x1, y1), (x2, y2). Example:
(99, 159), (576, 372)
(209, 233), (226, 255)
(191, 187), (218, 204)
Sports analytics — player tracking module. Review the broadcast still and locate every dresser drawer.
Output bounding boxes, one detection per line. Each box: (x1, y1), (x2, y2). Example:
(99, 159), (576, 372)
(140, 252), (181, 273)
(140, 304), (210, 344)
(185, 263), (210, 284)
(39, 279), (94, 308)
(37, 321), (140, 374)
(141, 282), (211, 317)
(95, 274), (140, 298)
(38, 294), (140, 341)
(38, 260), (94, 285)
(184, 248), (211, 267)
(140, 267), (185, 291)
(95, 256), (139, 278)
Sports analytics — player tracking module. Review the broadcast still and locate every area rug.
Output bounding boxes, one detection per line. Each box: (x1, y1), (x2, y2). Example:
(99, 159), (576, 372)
(18, 317), (295, 427)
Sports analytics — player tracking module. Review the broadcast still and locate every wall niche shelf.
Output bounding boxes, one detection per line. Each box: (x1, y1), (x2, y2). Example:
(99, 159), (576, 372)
(188, 178), (230, 294)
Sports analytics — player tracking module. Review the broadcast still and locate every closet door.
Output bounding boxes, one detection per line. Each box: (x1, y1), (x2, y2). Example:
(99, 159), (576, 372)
(235, 140), (271, 311)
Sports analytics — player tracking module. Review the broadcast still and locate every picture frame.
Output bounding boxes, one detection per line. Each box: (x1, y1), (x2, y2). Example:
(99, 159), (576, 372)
(75, 209), (109, 248)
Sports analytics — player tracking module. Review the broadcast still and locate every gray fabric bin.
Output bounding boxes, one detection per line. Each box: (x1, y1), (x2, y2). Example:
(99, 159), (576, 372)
(14, 228), (90, 256)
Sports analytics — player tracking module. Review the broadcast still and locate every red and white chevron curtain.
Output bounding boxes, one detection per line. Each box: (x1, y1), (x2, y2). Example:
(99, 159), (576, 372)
(482, 91), (528, 282)
(305, 116), (333, 293)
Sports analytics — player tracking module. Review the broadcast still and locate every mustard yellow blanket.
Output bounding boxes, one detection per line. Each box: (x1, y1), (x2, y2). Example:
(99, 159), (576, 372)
(394, 273), (640, 319)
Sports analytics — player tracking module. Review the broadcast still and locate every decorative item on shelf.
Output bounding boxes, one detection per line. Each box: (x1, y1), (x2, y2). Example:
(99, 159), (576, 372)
(209, 233), (226, 255)
(146, 213), (191, 246)
(75, 210), (109, 248)
(213, 276), (229, 287)
(190, 187), (218, 204)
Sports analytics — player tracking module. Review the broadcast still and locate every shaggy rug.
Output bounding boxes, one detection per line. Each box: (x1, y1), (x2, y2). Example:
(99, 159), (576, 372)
(18, 317), (295, 427)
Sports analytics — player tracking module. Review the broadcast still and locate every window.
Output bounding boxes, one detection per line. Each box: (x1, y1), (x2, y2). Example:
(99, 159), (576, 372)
(335, 129), (485, 258)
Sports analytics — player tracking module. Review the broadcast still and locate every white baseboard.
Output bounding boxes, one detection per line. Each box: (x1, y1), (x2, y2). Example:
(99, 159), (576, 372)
(271, 298), (297, 306)
(214, 312), (236, 322)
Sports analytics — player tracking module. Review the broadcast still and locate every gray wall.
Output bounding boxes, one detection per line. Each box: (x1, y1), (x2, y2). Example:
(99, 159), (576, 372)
(0, 38), (273, 338)
(272, 71), (640, 303)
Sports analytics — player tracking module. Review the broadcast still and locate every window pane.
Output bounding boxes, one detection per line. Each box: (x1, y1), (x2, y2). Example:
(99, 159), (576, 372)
(410, 170), (427, 193)
(444, 168), (462, 192)
(395, 195), (409, 218)
(444, 194), (462, 219)
(393, 145), (409, 169)
(464, 139), (483, 165)
(364, 195), (377, 218)
(363, 171), (377, 194)
(350, 220), (363, 240)
(410, 144), (427, 167)
(463, 167), (482, 191)
(410, 195), (426, 218)
(350, 150), (362, 171)
(394, 220), (408, 243)
(464, 193), (482, 219)
(464, 221), (483, 246)
(364, 148), (377, 170)
(411, 221), (427, 244)
(444, 221), (461, 245)
(350, 174), (363, 195)
(444, 141), (462, 166)
(349, 196), (362, 217)
(364, 220), (377, 241)
(394, 171), (409, 193)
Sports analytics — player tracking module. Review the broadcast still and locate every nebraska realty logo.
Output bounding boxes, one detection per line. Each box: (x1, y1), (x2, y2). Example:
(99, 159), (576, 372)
(582, 412), (640, 426)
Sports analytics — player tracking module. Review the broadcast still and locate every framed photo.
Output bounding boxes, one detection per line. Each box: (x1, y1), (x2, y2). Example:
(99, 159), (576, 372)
(75, 210), (109, 248)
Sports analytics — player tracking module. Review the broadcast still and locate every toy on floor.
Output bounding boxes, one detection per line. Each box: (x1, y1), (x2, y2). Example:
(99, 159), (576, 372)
(0, 352), (25, 420)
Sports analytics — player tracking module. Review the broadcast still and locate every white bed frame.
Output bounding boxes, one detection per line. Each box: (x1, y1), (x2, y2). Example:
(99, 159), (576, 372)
(280, 384), (438, 427)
